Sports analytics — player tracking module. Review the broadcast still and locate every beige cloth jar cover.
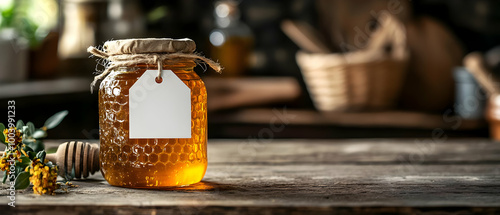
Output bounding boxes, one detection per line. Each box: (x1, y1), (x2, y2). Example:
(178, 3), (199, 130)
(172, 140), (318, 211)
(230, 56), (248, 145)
(87, 38), (221, 91)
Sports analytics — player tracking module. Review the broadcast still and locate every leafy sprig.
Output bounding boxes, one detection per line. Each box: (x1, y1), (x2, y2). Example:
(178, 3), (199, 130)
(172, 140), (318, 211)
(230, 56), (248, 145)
(0, 110), (68, 192)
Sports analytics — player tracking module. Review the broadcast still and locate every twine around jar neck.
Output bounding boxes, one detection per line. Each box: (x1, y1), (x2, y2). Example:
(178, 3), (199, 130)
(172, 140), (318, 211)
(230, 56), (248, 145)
(87, 46), (222, 92)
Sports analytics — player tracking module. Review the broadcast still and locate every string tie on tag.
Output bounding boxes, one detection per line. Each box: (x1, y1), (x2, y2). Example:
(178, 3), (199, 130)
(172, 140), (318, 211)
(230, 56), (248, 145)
(155, 55), (163, 82)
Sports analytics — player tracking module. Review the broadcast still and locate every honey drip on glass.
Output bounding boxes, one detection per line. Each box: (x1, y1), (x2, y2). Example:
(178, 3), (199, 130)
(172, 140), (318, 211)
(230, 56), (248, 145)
(98, 61), (207, 188)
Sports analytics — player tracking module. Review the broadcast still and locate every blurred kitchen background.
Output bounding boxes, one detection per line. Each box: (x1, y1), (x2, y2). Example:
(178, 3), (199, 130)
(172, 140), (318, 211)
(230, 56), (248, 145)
(1, 0), (500, 140)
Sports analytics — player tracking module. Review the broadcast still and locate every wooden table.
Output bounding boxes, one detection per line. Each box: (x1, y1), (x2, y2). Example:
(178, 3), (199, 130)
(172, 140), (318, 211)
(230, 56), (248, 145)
(2, 139), (500, 214)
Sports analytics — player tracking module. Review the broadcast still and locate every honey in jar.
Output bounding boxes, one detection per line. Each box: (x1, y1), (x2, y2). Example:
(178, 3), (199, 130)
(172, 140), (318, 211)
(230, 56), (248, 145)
(90, 38), (216, 188)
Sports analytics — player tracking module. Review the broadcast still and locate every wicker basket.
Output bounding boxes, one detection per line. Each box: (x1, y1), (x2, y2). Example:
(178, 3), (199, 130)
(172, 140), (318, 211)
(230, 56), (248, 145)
(296, 14), (409, 112)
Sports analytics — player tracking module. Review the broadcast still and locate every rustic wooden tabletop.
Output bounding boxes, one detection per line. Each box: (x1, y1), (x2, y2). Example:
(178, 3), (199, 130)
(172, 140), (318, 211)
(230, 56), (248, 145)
(1, 139), (500, 214)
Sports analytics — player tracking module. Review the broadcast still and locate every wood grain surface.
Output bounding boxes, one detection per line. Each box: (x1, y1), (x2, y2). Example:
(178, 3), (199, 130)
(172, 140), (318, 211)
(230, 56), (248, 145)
(1, 139), (500, 215)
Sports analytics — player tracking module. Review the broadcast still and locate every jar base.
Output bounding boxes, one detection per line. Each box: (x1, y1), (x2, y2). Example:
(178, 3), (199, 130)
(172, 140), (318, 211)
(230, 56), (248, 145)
(101, 161), (207, 189)
(108, 180), (201, 189)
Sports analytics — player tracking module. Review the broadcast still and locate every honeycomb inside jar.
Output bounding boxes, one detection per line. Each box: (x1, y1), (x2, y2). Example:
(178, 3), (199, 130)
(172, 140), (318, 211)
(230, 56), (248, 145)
(98, 61), (207, 188)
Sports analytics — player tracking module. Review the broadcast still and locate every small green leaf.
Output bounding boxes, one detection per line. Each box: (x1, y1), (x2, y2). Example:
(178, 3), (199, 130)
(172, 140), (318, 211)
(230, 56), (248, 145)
(23, 138), (36, 144)
(45, 161), (54, 168)
(22, 145), (34, 153)
(32, 129), (47, 139)
(27, 151), (36, 160)
(26, 140), (44, 153)
(16, 155), (31, 169)
(22, 126), (30, 137)
(26, 122), (35, 137)
(14, 171), (30, 190)
(2, 173), (7, 184)
(64, 167), (75, 181)
(70, 167), (75, 179)
(16, 120), (24, 129)
(44, 110), (68, 129)
(15, 165), (23, 176)
(0, 123), (5, 144)
(36, 151), (46, 162)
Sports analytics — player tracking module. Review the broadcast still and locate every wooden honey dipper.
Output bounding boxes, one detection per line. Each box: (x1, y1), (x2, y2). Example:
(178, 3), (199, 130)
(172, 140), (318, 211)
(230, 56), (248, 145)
(53, 141), (100, 179)
(2, 141), (100, 179)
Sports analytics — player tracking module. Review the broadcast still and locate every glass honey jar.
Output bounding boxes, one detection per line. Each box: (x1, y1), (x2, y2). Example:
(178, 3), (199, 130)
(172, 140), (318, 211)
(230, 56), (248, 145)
(90, 38), (215, 188)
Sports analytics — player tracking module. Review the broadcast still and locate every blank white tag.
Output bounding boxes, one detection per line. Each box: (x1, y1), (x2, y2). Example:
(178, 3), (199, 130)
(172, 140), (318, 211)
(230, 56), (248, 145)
(129, 70), (191, 138)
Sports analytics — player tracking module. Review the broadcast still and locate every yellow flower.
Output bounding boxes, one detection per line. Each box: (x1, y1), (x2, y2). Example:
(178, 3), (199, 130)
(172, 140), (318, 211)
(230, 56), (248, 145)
(28, 161), (59, 195)
(0, 128), (24, 170)
(0, 154), (14, 171)
(3, 127), (22, 145)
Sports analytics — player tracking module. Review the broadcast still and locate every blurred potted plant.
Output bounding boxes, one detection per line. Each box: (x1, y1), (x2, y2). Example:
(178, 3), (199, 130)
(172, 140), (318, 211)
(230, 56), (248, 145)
(0, 0), (59, 81)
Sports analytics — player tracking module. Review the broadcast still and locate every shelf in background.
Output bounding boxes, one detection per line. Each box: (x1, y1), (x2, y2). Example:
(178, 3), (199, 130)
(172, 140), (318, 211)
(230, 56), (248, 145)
(211, 108), (485, 130)
(0, 77), (91, 99)
(209, 108), (488, 138)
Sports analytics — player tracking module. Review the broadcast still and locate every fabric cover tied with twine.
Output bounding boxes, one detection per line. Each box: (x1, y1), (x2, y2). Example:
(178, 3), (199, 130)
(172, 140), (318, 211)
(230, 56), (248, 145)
(87, 38), (221, 92)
